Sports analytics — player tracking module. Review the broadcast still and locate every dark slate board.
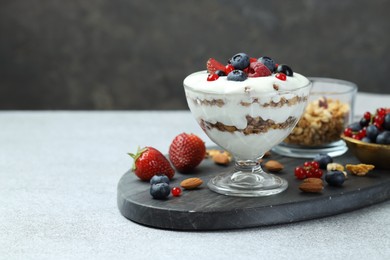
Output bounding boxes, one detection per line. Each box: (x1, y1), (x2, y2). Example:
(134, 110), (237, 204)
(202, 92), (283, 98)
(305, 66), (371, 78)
(117, 150), (390, 230)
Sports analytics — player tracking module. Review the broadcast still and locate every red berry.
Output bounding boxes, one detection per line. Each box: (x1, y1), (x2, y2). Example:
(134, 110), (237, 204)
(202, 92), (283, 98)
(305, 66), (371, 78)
(128, 147), (175, 181)
(294, 166), (306, 179)
(363, 111), (371, 120)
(250, 57), (258, 63)
(312, 168), (323, 178)
(247, 61), (272, 77)
(207, 74), (219, 81)
(225, 64), (235, 74)
(275, 73), (287, 81)
(303, 161), (311, 168)
(352, 134), (362, 140)
(310, 161), (320, 169)
(206, 58), (226, 75)
(169, 133), (206, 173)
(358, 127), (367, 138)
(377, 108), (386, 117)
(343, 127), (353, 137)
(374, 115), (384, 126)
(171, 187), (182, 197)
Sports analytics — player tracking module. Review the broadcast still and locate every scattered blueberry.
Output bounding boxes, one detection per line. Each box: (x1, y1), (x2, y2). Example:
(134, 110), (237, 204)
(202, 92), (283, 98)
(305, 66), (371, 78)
(325, 171), (345, 186)
(275, 64), (293, 76)
(258, 56), (276, 73)
(366, 125), (380, 141)
(150, 174), (170, 185)
(376, 131), (390, 144)
(215, 70), (226, 76)
(150, 183), (171, 199)
(229, 53), (250, 70)
(384, 114), (390, 130)
(227, 70), (248, 81)
(348, 122), (362, 132)
(313, 153), (333, 169)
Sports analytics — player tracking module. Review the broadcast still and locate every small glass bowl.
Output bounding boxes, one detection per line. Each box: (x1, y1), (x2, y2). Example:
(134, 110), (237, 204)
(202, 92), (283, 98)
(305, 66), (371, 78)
(273, 77), (358, 158)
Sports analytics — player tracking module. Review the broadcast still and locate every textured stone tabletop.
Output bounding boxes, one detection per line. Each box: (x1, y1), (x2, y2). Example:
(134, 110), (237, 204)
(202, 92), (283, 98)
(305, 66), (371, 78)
(1, 93), (389, 259)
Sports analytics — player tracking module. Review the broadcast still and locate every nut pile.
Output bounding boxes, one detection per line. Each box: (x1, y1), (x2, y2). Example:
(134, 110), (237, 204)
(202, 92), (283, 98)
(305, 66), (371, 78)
(284, 97), (350, 146)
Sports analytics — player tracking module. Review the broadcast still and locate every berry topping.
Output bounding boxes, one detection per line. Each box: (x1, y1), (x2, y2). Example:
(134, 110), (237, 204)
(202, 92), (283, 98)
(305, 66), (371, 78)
(229, 53), (250, 70)
(128, 147), (175, 181)
(215, 70), (227, 76)
(325, 171), (345, 187)
(276, 64), (293, 76)
(150, 174), (170, 185)
(313, 153), (333, 169)
(247, 61), (272, 77)
(207, 74), (219, 81)
(227, 70), (248, 81)
(206, 58), (226, 75)
(150, 183), (171, 199)
(225, 64), (235, 74)
(258, 56), (276, 73)
(275, 73), (287, 81)
(171, 187), (182, 197)
(294, 161), (323, 179)
(169, 133), (206, 173)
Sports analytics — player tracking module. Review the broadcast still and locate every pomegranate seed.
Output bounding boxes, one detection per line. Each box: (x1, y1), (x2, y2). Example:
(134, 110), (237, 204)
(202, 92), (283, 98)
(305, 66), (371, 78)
(275, 73), (287, 81)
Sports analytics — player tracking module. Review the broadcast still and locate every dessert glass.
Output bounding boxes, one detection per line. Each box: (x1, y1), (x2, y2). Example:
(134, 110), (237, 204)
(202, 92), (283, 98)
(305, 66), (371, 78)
(184, 71), (312, 197)
(273, 78), (357, 158)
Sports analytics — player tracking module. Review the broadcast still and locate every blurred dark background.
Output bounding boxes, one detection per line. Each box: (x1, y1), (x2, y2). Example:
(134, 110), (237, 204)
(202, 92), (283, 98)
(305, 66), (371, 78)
(0, 0), (389, 110)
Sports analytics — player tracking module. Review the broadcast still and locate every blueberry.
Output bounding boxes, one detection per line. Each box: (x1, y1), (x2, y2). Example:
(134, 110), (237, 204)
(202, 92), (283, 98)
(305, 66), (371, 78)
(150, 174), (170, 185)
(325, 171), (345, 186)
(376, 131), (390, 144)
(258, 56), (276, 73)
(229, 53), (250, 70)
(227, 70), (248, 81)
(359, 117), (370, 127)
(366, 125), (380, 141)
(150, 183), (170, 199)
(348, 122), (362, 132)
(215, 70), (226, 76)
(361, 137), (372, 143)
(276, 64), (293, 76)
(313, 153), (333, 169)
(384, 114), (390, 130)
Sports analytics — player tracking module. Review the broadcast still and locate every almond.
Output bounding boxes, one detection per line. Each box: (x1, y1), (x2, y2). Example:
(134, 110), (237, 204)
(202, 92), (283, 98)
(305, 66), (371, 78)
(303, 177), (323, 185)
(180, 177), (203, 190)
(299, 182), (323, 193)
(264, 160), (284, 172)
(212, 152), (231, 165)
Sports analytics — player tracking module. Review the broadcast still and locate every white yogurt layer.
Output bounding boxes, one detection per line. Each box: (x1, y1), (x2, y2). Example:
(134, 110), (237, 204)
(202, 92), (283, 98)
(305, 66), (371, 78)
(183, 70), (311, 159)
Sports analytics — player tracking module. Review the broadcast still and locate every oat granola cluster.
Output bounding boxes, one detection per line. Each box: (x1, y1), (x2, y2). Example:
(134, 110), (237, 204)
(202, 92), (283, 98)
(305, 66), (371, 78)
(284, 97), (350, 146)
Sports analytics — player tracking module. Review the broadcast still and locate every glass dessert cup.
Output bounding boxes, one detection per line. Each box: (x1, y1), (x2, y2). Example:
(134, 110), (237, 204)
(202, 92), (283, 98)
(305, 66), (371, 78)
(184, 71), (312, 197)
(273, 77), (357, 158)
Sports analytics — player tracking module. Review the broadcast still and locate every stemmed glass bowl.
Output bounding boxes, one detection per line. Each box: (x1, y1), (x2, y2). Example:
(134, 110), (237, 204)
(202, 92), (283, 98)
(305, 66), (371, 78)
(184, 71), (312, 197)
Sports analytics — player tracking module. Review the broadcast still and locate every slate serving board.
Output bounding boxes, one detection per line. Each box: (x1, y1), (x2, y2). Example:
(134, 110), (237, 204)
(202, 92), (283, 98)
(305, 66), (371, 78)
(117, 150), (390, 230)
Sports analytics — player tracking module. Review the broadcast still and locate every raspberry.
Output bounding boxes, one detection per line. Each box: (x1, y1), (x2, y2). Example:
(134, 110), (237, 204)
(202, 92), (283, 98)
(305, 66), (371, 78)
(247, 61), (272, 77)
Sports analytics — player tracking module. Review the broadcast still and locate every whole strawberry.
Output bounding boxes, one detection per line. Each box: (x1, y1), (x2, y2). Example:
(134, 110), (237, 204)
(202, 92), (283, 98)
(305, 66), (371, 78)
(169, 133), (206, 173)
(128, 146), (175, 181)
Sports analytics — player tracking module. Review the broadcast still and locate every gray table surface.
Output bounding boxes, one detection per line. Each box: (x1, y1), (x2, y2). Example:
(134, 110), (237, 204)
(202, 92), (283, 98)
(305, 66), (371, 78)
(1, 92), (390, 260)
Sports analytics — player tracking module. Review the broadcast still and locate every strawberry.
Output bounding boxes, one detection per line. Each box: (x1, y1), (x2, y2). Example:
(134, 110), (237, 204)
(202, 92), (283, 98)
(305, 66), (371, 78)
(206, 58), (226, 75)
(128, 146), (175, 181)
(169, 133), (206, 173)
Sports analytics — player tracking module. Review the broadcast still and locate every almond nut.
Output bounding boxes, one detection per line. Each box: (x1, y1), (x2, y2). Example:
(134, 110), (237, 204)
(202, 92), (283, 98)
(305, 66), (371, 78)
(264, 160), (284, 172)
(180, 177), (203, 190)
(303, 177), (323, 185)
(299, 182), (323, 193)
(212, 152), (231, 165)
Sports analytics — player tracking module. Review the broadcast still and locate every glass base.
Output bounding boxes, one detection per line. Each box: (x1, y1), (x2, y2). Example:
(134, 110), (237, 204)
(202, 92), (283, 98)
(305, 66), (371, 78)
(207, 168), (288, 197)
(272, 140), (348, 158)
